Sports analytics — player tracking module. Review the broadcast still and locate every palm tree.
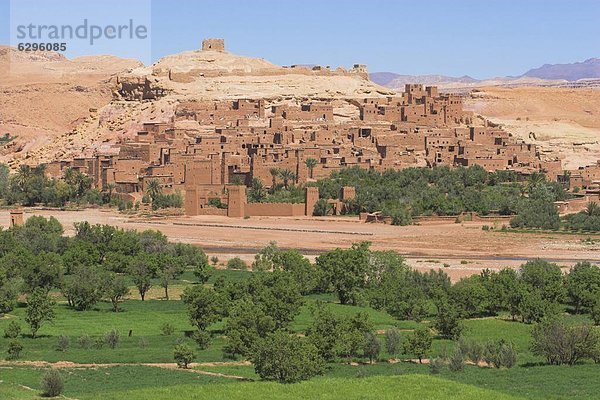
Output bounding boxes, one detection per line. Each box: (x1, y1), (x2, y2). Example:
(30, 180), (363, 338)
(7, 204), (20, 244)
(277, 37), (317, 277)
(105, 183), (117, 202)
(586, 201), (600, 217)
(305, 158), (318, 179)
(16, 165), (31, 190)
(145, 179), (162, 201)
(278, 169), (296, 190)
(526, 172), (546, 193)
(269, 168), (280, 189)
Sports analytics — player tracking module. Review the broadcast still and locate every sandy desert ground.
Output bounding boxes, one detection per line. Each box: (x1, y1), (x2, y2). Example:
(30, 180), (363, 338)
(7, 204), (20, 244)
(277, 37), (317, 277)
(465, 86), (600, 169)
(2, 208), (598, 282)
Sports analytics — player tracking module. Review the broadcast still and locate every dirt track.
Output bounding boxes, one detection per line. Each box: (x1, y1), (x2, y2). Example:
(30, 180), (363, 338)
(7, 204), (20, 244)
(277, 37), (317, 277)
(2, 208), (598, 281)
(0, 360), (252, 380)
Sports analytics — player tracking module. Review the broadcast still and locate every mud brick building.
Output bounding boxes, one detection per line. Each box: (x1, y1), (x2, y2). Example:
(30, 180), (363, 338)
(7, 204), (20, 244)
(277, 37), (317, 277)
(45, 81), (562, 216)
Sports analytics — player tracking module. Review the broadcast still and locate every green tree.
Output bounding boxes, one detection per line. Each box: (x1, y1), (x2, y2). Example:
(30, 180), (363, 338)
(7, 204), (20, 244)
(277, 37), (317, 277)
(531, 317), (600, 365)
(158, 254), (185, 300)
(312, 199), (331, 216)
(278, 169), (296, 190)
(449, 275), (490, 317)
(316, 242), (371, 305)
(363, 332), (381, 364)
(22, 252), (63, 293)
(251, 241), (279, 272)
(305, 158), (318, 179)
(248, 178), (267, 202)
(433, 299), (464, 339)
(181, 286), (221, 331)
(227, 257), (248, 270)
(566, 261), (600, 314)
(128, 254), (157, 301)
(385, 328), (402, 357)
(586, 201), (600, 216)
(25, 288), (56, 338)
(519, 290), (559, 324)
(145, 179), (162, 201)
(251, 330), (325, 383)
(404, 327), (433, 363)
(272, 249), (316, 295)
(268, 167), (280, 190)
(223, 299), (276, 359)
(103, 273), (130, 312)
(174, 344), (196, 368)
(520, 259), (565, 303)
(61, 265), (104, 311)
(245, 272), (304, 328)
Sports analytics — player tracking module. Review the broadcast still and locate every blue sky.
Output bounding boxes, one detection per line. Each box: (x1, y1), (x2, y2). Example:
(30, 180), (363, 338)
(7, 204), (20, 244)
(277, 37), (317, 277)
(1, 0), (599, 79)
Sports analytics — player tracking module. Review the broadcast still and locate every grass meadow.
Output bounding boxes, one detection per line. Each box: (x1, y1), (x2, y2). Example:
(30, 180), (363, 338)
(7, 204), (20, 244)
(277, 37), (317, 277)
(0, 269), (598, 399)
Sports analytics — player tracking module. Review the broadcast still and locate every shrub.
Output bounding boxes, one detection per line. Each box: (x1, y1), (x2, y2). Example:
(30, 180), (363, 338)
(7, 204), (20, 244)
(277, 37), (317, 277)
(56, 335), (70, 352)
(78, 334), (91, 349)
(448, 348), (465, 372)
(174, 336), (185, 345)
(434, 302), (464, 340)
(385, 328), (402, 356)
(93, 337), (105, 349)
(458, 338), (484, 365)
(403, 327), (433, 363)
(3, 321), (21, 339)
(531, 318), (599, 365)
(484, 340), (517, 368)
(498, 342), (518, 368)
(251, 330), (325, 383)
(429, 357), (444, 374)
(160, 322), (175, 336)
(355, 368), (368, 378)
(41, 369), (64, 397)
(104, 329), (120, 349)
(363, 332), (381, 364)
(226, 257), (247, 270)
(6, 340), (23, 360)
(312, 199), (331, 216)
(174, 344), (196, 368)
(192, 330), (212, 350)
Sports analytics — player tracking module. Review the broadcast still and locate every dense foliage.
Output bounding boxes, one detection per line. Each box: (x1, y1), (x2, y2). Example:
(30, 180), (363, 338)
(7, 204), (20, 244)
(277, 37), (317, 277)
(313, 166), (567, 224)
(0, 216), (210, 326)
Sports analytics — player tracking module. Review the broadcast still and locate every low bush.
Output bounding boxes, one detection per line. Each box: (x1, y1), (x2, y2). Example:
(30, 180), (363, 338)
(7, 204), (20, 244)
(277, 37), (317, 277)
(78, 334), (91, 349)
(3, 321), (21, 339)
(174, 344), (196, 368)
(6, 340), (23, 360)
(56, 335), (70, 352)
(227, 257), (248, 270)
(104, 329), (120, 349)
(448, 348), (464, 372)
(41, 369), (64, 397)
(160, 322), (175, 336)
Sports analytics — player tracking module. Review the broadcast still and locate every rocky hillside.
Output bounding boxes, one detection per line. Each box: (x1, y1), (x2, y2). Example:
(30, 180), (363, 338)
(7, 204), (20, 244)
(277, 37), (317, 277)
(0, 46), (141, 167)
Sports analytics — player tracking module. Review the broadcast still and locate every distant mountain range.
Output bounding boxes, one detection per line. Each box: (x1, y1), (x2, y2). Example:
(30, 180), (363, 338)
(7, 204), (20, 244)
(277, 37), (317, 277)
(372, 58), (600, 89)
(522, 58), (600, 81)
(370, 73), (478, 87)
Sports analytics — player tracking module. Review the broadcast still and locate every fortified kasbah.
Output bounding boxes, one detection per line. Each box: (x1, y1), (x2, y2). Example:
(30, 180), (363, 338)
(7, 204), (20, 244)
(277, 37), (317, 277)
(38, 39), (596, 218)
(4, 3), (600, 400)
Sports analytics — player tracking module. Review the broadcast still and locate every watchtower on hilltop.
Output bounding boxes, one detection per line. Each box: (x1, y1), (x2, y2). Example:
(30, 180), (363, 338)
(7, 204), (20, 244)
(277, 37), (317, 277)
(202, 38), (225, 52)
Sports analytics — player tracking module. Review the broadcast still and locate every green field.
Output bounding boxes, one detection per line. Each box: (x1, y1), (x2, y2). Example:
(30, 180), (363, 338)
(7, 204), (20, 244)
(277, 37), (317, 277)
(0, 269), (599, 399)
